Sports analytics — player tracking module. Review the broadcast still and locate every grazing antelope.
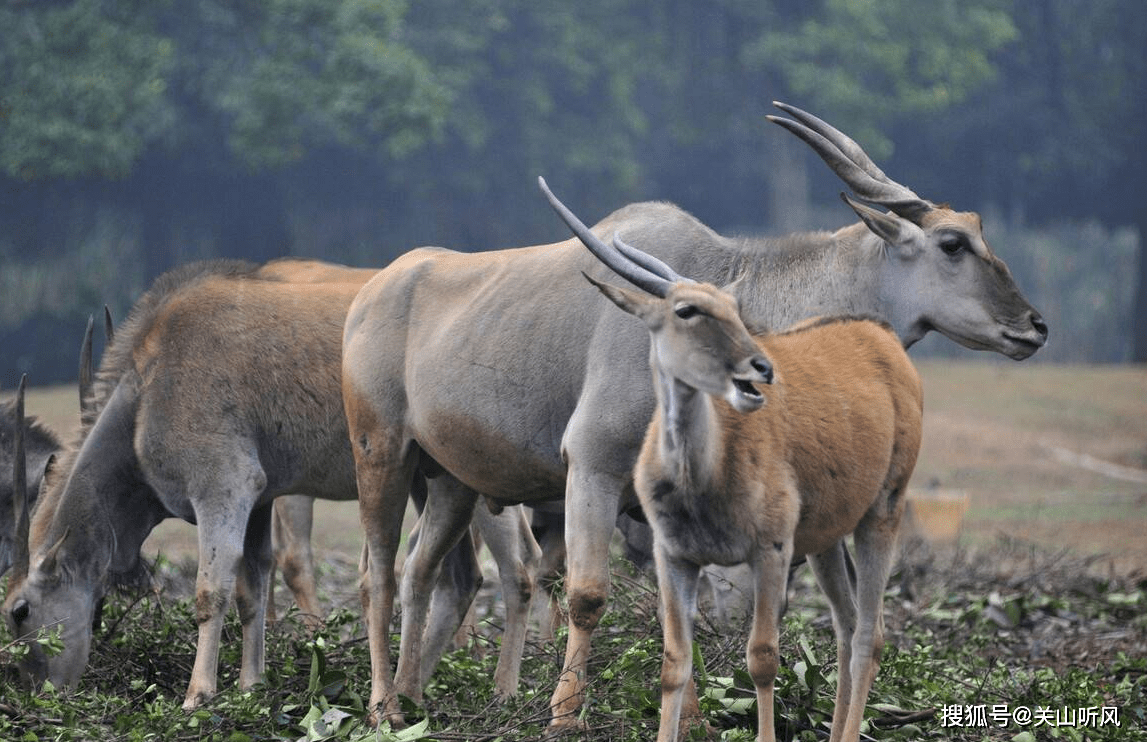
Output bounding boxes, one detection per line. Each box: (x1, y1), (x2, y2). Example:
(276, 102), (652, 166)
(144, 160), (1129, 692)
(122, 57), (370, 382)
(341, 102), (1045, 727)
(80, 310), (327, 627)
(3, 258), (541, 711)
(579, 229), (922, 741)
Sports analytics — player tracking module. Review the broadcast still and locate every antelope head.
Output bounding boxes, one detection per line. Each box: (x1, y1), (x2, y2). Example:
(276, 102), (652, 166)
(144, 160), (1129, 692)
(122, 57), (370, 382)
(6, 352), (117, 692)
(3, 376), (70, 690)
(540, 178), (774, 414)
(768, 102), (1048, 359)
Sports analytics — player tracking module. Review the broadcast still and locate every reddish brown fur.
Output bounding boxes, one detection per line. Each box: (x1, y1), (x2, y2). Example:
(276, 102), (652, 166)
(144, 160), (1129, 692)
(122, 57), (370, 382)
(628, 296), (921, 742)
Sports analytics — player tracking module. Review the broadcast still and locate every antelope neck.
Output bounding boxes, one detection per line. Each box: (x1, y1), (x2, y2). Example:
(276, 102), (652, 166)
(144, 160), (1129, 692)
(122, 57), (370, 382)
(651, 363), (723, 490)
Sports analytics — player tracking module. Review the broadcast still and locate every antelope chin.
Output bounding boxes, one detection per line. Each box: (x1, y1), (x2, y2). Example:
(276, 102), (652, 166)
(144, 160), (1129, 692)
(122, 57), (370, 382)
(1001, 330), (1046, 360)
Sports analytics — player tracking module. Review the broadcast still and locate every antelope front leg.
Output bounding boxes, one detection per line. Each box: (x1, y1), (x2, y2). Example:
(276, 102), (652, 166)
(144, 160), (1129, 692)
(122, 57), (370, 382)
(184, 516), (248, 710)
(652, 549), (700, 742)
(548, 469), (620, 730)
(528, 507), (567, 644)
(747, 542), (792, 742)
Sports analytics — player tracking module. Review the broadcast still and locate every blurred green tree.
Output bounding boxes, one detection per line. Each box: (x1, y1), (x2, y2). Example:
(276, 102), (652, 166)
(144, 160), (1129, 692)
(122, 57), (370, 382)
(736, 0), (1017, 229)
(0, 0), (450, 178)
(186, 0), (450, 169)
(746, 0), (1017, 158)
(383, 0), (661, 246)
(902, 0), (1146, 360)
(0, 0), (175, 180)
(2, 0), (1142, 379)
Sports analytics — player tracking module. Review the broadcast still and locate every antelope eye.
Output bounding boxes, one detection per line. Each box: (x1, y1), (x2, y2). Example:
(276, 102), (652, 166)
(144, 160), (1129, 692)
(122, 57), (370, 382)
(939, 235), (968, 256)
(674, 303), (699, 320)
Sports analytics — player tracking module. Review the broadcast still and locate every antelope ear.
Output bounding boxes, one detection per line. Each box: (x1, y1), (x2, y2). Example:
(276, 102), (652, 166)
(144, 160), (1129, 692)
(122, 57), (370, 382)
(842, 193), (926, 252)
(39, 453), (58, 491)
(582, 272), (657, 319)
(719, 272), (745, 297)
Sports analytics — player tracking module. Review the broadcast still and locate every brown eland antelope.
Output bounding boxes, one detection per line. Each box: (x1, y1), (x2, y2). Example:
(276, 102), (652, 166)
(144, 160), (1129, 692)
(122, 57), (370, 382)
(339, 100), (1050, 729)
(581, 230), (922, 741)
(4, 322), (346, 648)
(3, 258), (542, 711)
(341, 101), (1045, 728)
(80, 309), (328, 627)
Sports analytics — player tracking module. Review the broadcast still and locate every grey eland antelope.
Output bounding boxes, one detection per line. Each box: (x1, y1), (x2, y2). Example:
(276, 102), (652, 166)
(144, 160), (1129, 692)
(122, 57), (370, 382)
(340, 101), (1045, 728)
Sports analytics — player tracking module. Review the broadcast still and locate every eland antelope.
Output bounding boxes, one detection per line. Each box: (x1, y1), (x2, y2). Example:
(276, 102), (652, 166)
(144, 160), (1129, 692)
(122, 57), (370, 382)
(3, 258), (541, 711)
(579, 231), (921, 742)
(341, 102), (1045, 727)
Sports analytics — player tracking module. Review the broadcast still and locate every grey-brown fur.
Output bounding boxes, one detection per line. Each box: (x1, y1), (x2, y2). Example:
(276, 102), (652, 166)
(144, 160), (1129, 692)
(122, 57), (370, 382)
(2, 258), (541, 710)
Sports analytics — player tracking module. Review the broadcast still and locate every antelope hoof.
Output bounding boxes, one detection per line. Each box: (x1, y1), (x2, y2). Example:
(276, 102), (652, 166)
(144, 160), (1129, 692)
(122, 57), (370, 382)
(681, 680), (712, 738)
(545, 715), (588, 737)
(181, 688), (215, 712)
(365, 701), (406, 730)
(493, 685), (518, 703)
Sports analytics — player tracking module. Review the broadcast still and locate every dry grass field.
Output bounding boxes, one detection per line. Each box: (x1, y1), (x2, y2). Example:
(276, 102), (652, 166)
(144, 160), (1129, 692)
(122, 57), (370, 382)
(910, 359), (1147, 573)
(14, 357), (1147, 577)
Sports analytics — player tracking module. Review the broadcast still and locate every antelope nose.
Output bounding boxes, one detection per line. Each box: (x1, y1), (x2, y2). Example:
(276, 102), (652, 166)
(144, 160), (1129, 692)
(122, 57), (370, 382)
(11, 598), (30, 625)
(1030, 312), (1049, 341)
(752, 357), (774, 384)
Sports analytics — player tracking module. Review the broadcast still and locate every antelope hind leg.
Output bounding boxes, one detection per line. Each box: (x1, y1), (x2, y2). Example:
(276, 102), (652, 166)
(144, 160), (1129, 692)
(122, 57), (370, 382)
(271, 495), (322, 629)
(354, 447), (417, 727)
(808, 542), (860, 741)
(837, 498), (905, 742)
(473, 503), (542, 699)
(396, 475), (479, 701)
(418, 527), (482, 685)
(236, 503), (274, 689)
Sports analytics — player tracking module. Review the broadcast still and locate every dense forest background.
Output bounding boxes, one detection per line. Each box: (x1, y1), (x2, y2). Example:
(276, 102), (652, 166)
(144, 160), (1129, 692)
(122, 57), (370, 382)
(1, 0), (1144, 385)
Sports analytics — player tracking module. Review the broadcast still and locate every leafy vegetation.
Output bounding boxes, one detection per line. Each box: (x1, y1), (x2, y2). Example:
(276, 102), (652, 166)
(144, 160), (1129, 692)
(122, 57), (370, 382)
(2, 540), (1144, 741)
